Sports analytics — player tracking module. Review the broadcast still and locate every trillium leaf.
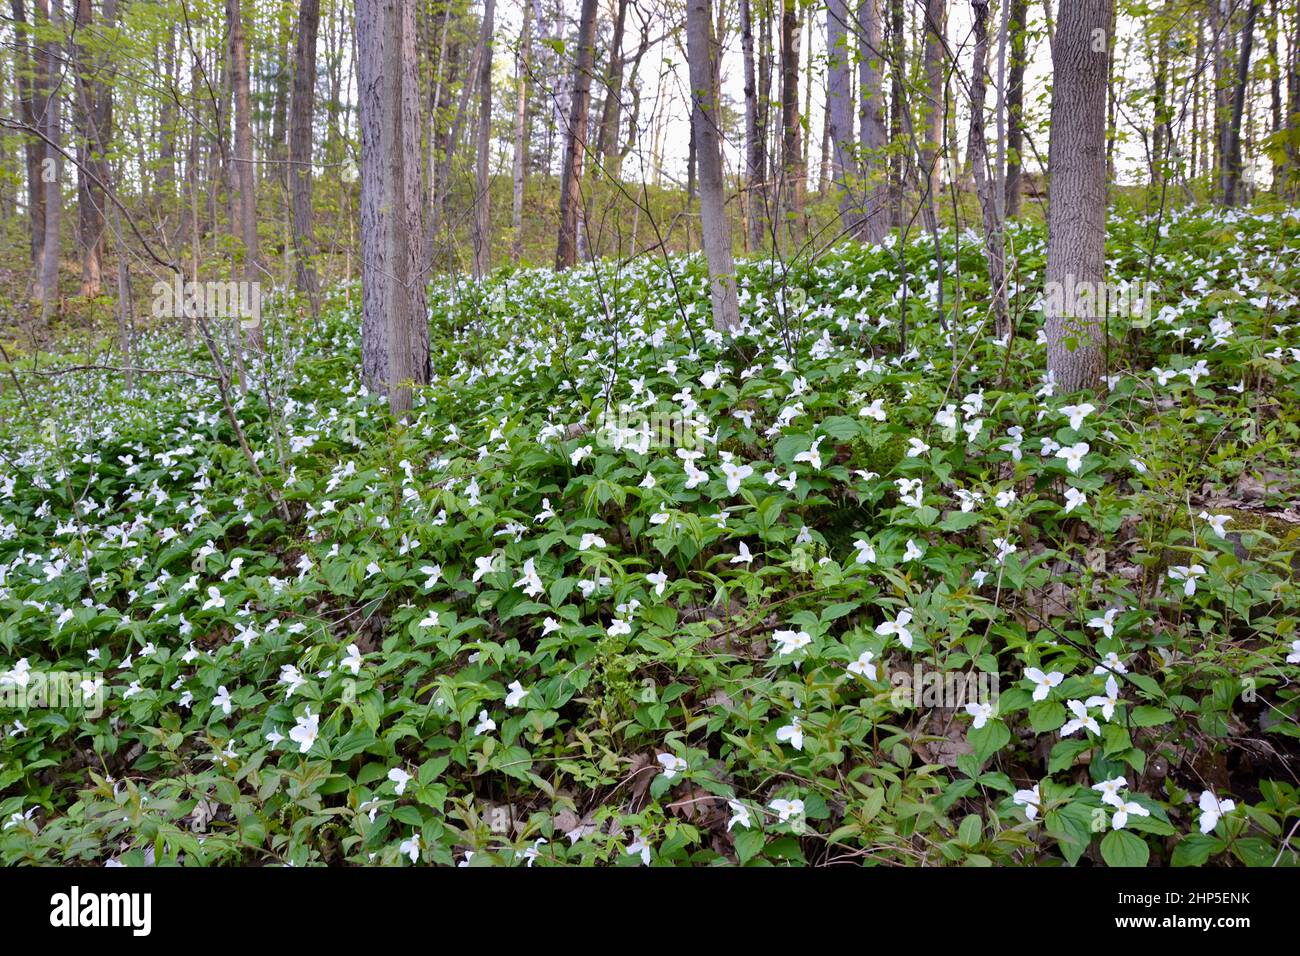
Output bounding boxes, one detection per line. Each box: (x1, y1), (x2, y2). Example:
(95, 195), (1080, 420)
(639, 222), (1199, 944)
(1100, 829), (1149, 868)
(968, 720), (1010, 764)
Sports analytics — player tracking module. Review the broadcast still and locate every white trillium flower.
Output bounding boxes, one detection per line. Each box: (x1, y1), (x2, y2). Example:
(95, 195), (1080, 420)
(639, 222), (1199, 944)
(1012, 784), (1041, 821)
(656, 753), (687, 779)
(289, 707), (319, 754)
(876, 609), (914, 650)
(726, 800), (752, 830)
(1111, 800), (1150, 830)
(1198, 791), (1236, 834)
(399, 833), (422, 863)
(505, 680), (529, 707)
(1024, 667), (1064, 701)
(388, 767), (412, 795)
(776, 716), (804, 751)
(769, 798), (805, 823)
(772, 629), (812, 656)
(1060, 699), (1101, 737)
(965, 701), (994, 729)
(1094, 651), (1128, 675)
(1085, 675), (1121, 721)
(1092, 776), (1129, 808)
(721, 462), (754, 495)
(1198, 511), (1231, 538)
(1087, 607), (1122, 638)
(1168, 564), (1205, 596)
(1060, 402), (1095, 430)
(1055, 442), (1090, 474)
(847, 649), (877, 680)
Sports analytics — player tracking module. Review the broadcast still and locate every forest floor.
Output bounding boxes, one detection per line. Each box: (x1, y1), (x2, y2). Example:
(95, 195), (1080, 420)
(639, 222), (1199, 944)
(1, 204), (1299, 866)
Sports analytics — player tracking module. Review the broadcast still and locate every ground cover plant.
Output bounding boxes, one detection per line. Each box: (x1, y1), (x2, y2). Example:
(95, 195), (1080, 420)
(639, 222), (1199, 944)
(2, 205), (1299, 867)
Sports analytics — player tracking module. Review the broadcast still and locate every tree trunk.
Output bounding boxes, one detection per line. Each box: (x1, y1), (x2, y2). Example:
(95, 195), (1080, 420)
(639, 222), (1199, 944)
(827, 0), (857, 231)
(857, 0), (888, 243)
(1152, 2), (1170, 186)
(759, 2), (774, 215)
(1005, 0), (1027, 216)
(1287, 0), (1300, 195)
(73, 0), (106, 298)
(596, 0), (628, 176)
(228, 0), (259, 326)
(38, 0), (61, 323)
(289, 0), (321, 317)
(1223, 0), (1261, 205)
(740, 0), (764, 249)
(471, 0), (495, 277)
(686, 0), (740, 332)
(159, 23), (177, 199)
(555, 0), (598, 270)
(779, 0), (802, 243)
(511, 0), (530, 263)
(968, 0), (1008, 337)
(888, 0), (905, 227)
(1044, 0), (1112, 394)
(1268, 0), (1281, 191)
(920, 0), (946, 197)
(1211, 0), (1228, 188)
(358, 0), (429, 416)
(270, 10), (290, 174)
(12, 0), (46, 273)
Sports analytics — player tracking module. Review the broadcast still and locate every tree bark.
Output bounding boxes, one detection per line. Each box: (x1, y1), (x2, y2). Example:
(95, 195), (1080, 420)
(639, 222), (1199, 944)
(289, 0), (321, 317)
(827, 0), (857, 231)
(511, 0), (530, 264)
(73, 0), (107, 298)
(779, 0), (803, 242)
(920, 0), (946, 197)
(857, 0), (888, 243)
(1151, 3), (1170, 186)
(555, 0), (598, 270)
(1223, 0), (1261, 205)
(596, 0), (628, 176)
(968, 0), (1008, 337)
(358, 0), (429, 416)
(686, 0), (740, 332)
(740, 0), (764, 249)
(887, 0), (905, 227)
(1267, 0), (1281, 191)
(228, 0), (259, 314)
(471, 0), (495, 277)
(12, 0), (46, 273)
(1287, 0), (1300, 195)
(1005, 0), (1028, 217)
(1044, 0), (1112, 394)
(38, 0), (61, 322)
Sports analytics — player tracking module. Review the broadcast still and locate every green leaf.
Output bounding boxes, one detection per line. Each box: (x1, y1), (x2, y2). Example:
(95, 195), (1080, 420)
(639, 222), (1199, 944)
(968, 719), (1010, 764)
(1100, 829), (1150, 867)
(957, 814), (982, 847)
(1028, 700), (1066, 733)
(1129, 706), (1174, 727)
